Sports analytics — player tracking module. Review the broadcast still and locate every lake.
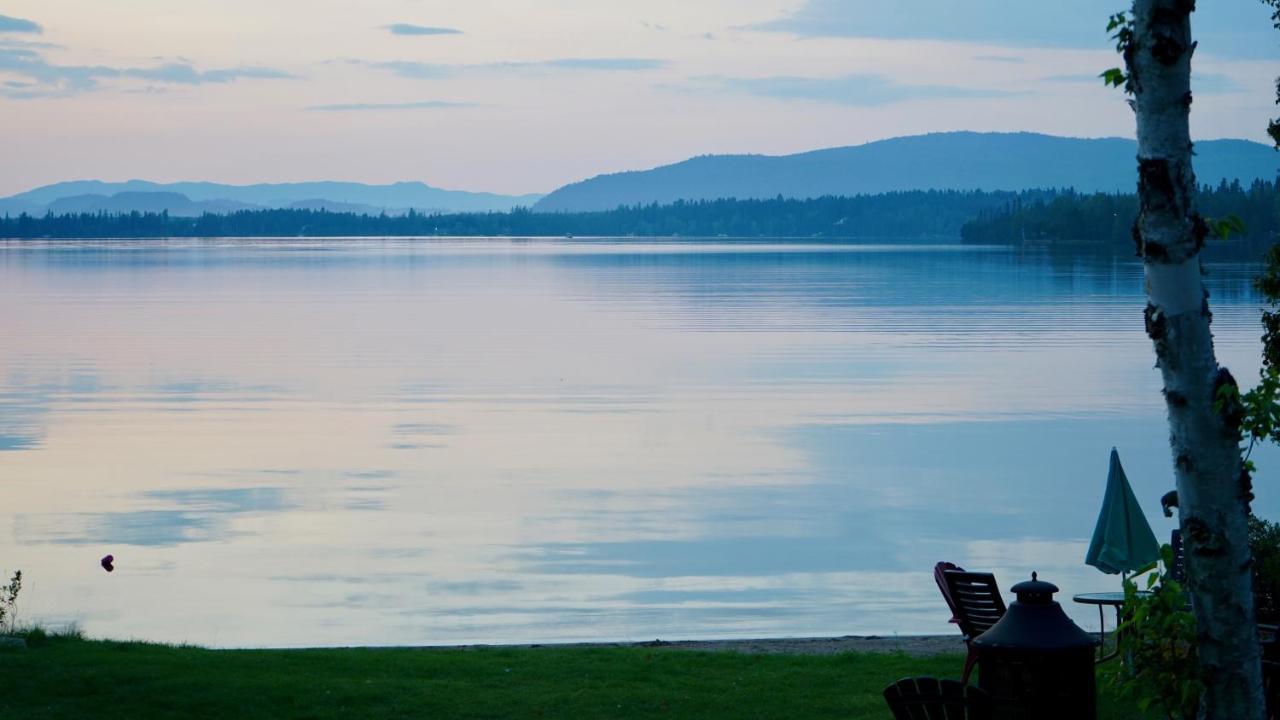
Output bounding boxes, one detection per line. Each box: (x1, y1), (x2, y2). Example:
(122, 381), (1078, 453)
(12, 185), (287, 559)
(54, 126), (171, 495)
(1, 238), (1276, 648)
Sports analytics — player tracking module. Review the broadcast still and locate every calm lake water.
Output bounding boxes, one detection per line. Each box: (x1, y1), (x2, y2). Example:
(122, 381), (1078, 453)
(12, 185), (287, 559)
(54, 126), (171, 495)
(2, 238), (1277, 648)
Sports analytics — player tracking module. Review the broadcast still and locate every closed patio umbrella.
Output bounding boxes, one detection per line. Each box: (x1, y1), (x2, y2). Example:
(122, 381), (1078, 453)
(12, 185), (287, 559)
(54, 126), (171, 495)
(1085, 448), (1160, 575)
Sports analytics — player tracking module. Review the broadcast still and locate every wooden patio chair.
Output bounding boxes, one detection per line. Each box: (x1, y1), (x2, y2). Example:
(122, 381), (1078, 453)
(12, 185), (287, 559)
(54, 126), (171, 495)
(1174, 528), (1280, 622)
(883, 677), (992, 720)
(938, 567), (1007, 684)
(1263, 624), (1280, 720)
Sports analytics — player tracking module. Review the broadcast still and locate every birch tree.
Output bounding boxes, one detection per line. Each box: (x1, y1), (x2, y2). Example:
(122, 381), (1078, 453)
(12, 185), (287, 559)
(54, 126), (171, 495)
(1267, 0), (1280, 149)
(1117, 1), (1265, 716)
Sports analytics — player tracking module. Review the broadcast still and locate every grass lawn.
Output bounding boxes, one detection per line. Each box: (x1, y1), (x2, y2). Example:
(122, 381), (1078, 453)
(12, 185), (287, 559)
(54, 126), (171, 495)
(0, 635), (1146, 719)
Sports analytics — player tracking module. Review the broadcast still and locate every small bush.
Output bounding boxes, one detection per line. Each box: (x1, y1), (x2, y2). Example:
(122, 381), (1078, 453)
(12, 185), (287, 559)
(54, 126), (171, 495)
(1112, 546), (1201, 720)
(52, 623), (84, 641)
(22, 627), (48, 648)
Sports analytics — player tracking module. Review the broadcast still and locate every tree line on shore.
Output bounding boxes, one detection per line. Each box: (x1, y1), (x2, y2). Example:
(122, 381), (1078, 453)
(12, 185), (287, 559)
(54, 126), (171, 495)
(960, 178), (1279, 260)
(0, 190), (1043, 239)
(1, 182), (1275, 260)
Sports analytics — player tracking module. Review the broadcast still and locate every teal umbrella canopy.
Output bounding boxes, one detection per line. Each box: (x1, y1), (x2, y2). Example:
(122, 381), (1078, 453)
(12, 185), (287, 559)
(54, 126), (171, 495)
(1085, 448), (1161, 575)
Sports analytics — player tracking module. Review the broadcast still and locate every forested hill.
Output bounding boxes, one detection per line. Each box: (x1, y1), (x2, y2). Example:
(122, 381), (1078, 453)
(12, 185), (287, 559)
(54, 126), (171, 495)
(0, 190), (1038, 239)
(533, 133), (1278, 212)
(960, 179), (1279, 258)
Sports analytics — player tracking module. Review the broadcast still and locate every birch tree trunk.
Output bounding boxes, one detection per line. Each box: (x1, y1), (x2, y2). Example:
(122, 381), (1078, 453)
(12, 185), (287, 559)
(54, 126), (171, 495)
(1125, 1), (1265, 717)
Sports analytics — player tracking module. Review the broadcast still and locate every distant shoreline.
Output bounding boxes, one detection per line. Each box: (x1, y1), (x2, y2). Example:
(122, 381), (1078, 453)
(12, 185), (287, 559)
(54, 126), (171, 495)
(0, 235), (973, 243)
(2, 182), (1274, 262)
(427, 634), (966, 657)
(0, 191), (1039, 241)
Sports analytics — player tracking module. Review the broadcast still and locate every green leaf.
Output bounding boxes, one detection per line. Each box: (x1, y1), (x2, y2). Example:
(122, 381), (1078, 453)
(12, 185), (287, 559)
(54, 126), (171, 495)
(1100, 68), (1127, 88)
(1208, 214), (1247, 241)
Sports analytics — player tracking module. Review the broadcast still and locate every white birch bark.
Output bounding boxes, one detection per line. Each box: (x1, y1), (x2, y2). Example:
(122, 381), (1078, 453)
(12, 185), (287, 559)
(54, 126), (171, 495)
(1127, 1), (1265, 717)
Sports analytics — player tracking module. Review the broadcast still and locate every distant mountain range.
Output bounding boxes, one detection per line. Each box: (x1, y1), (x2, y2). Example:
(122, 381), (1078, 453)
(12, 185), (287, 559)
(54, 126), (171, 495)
(0, 180), (544, 217)
(532, 132), (1280, 212)
(5, 132), (1277, 219)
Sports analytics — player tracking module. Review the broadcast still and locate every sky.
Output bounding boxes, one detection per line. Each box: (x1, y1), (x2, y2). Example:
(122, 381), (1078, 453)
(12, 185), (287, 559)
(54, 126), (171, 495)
(0, 0), (1276, 197)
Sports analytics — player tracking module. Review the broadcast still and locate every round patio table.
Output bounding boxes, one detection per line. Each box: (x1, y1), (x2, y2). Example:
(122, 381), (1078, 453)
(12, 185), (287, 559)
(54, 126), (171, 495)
(1073, 591), (1149, 664)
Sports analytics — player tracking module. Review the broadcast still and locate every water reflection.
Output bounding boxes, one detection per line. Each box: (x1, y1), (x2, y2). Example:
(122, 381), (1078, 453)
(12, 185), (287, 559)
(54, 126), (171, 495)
(0, 239), (1275, 647)
(15, 487), (294, 546)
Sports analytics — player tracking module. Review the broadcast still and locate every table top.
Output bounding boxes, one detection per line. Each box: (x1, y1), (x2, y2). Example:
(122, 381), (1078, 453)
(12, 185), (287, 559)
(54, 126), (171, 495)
(1072, 591), (1148, 606)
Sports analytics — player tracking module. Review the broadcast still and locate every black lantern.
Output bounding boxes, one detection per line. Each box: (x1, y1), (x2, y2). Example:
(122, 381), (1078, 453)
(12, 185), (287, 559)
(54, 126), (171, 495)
(971, 572), (1099, 720)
